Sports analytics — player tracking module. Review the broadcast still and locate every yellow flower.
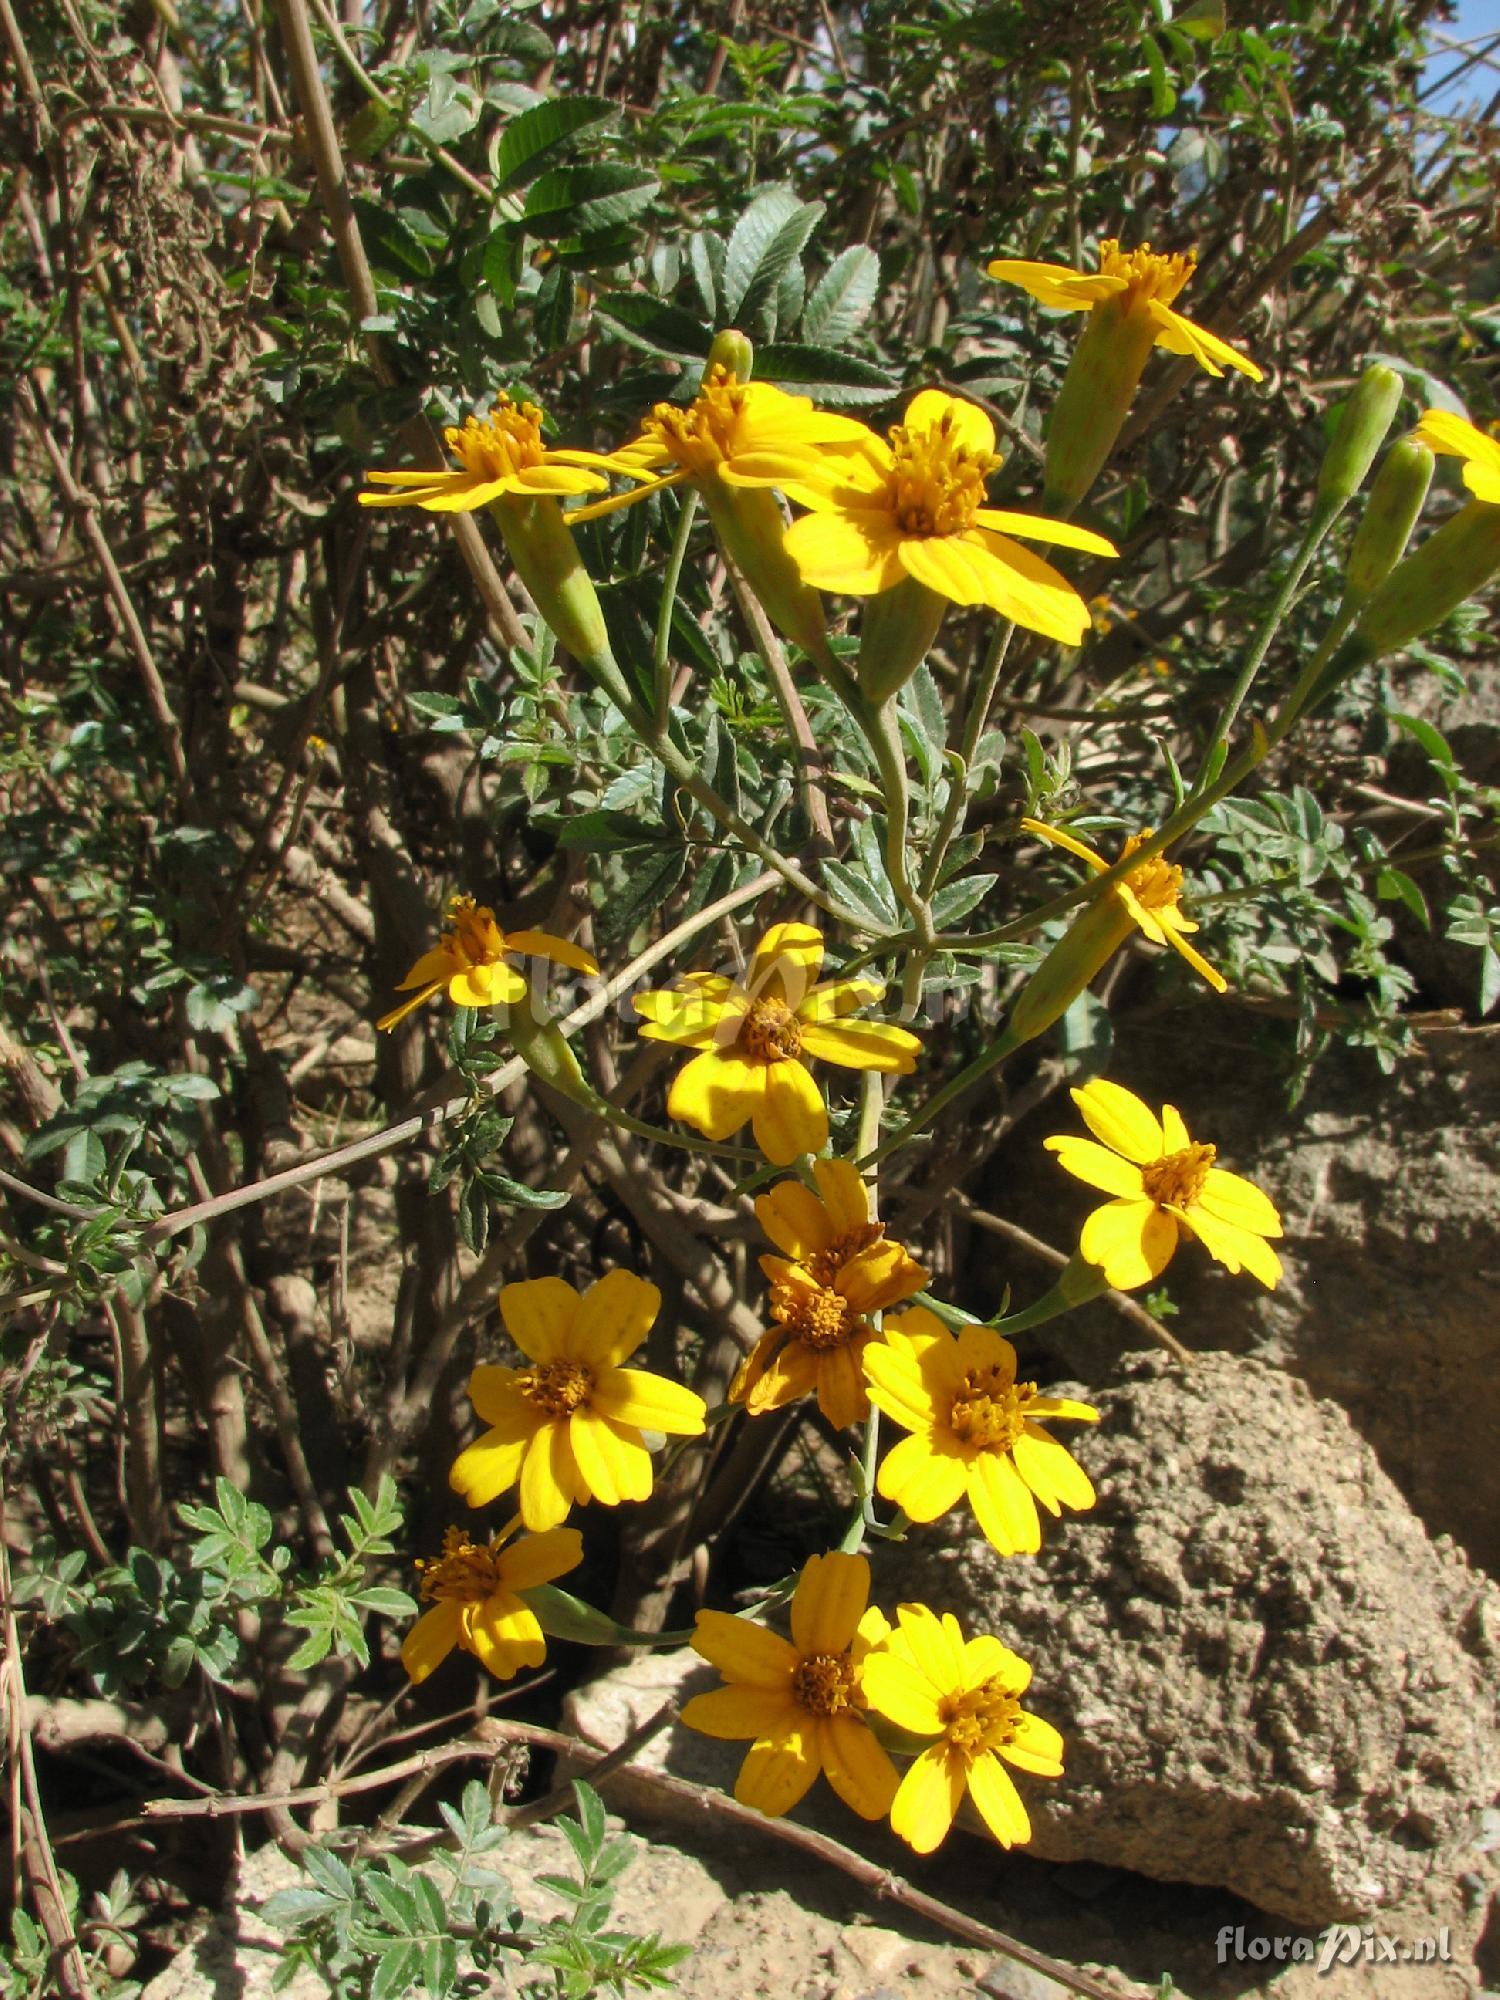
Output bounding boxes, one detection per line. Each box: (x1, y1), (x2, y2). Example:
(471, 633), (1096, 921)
(633, 922), (920, 1166)
(1044, 1079), (1283, 1290)
(680, 1551), (900, 1822)
(450, 1270), (707, 1530)
(358, 395), (613, 512)
(401, 1518), (582, 1684)
(376, 895), (598, 1032)
(861, 1604), (1063, 1853)
(1410, 408), (1500, 504)
(1020, 817), (1227, 994)
(986, 239), (1262, 383)
(732, 389), (1115, 645)
(735, 1158), (930, 1430)
(863, 1307), (1097, 1556)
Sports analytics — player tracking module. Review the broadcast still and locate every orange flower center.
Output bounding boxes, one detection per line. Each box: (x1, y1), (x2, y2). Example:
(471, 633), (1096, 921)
(770, 1279), (862, 1353)
(444, 895), (506, 969)
(644, 364), (749, 479)
(1097, 238), (1195, 308)
(803, 1223), (885, 1288)
(415, 1526), (503, 1605)
(1141, 1142), (1215, 1209)
(947, 1366), (1035, 1452)
(739, 996), (804, 1062)
(887, 411), (1001, 537)
(792, 1650), (861, 1717)
(523, 1358), (594, 1416)
(446, 395), (547, 480)
(1119, 832), (1186, 915)
(940, 1677), (1022, 1757)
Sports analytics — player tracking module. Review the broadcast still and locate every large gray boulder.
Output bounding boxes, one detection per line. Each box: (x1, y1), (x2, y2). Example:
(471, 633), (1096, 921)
(878, 1351), (1500, 1928)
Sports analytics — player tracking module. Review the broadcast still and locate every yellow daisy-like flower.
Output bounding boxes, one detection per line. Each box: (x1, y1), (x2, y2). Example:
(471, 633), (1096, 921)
(730, 389), (1115, 645)
(376, 894), (599, 1032)
(861, 1604), (1063, 1854)
(1044, 1078), (1283, 1290)
(358, 394), (614, 512)
(633, 922), (920, 1167)
(680, 1551), (900, 1823)
(863, 1307), (1097, 1557)
(400, 1517), (582, 1684)
(450, 1270), (707, 1531)
(987, 239), (1262, 383)
(735, 1158), (930, 1430)
(1019, 817), (1227, 994)
(1410, 408), (1500, 504)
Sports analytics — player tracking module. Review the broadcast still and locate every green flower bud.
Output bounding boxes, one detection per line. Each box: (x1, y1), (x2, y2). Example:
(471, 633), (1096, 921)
(1006, 894), (1135, 1047)
(1354, 496), (1500, 657)
(1341, 436), (1435, 608)
(707, 327), (755, 380)
(488, 495), (610, 667)
(1042, 298), (1160, 514)
(1316, 365), (1403, 511)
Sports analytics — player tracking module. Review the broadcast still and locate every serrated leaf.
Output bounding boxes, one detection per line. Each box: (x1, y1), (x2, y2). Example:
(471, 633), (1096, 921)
(572, 1782), (608, 1855)
(596, 846), (688, 948)
(495, 96), (618, 189)
(592, 292), (712, 361)
(301, 1846), (356, 1902)
(818, 858), (898, 931)
(720, 187), (823, 330)
(371, 1942), (423, 2000)
(755, 343), (897, 407)
(688, 231), (724, 318)
(802, 245), (880, 345)
(523, 165), (658, 240)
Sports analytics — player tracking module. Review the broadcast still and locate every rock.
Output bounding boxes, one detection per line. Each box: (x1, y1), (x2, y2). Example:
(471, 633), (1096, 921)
(877, 1351), (1500, 1928)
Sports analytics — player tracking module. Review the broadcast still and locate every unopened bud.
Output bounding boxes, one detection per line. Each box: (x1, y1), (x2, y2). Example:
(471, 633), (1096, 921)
(1042, 299), (1160, 514)
(704, 484), (835, 667)
(1354, 496), (1500, 657)
(856, 576), (948, 703)
(505, 992), (597, 1108)
(1342, 436), (1434, 609)
(1006, 894), (1134, 1047)
(707, 327), (754, 381)
(1316, 364), (1403, 511)
(489, 495), (609, 666)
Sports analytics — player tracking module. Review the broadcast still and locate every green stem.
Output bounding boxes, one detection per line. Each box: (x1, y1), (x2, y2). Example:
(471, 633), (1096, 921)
(654, 489), (700, 728)
(840, 1406), (881, 1553)
(861, 1026), (1023, 1169)
(861, 695), (934, 942)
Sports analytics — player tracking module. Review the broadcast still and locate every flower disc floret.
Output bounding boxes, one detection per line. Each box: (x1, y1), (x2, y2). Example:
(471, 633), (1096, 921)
(450, 1269), (707, 1530)
(864, 1309), (1097, 1557)
(633, 923), (920, 1166)
(1044, 1078), (1283, 1290)
(680, 1551), (900, 1823)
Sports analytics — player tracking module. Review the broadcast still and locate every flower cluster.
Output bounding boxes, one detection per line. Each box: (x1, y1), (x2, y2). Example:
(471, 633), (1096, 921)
(372, 234), (1326, 1868)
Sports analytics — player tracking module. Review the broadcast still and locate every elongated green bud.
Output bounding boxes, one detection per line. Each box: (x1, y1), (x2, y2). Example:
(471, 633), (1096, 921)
(505, 991), (597, 1108)
(489, 495), (609, 666)
(707, 327), (754, 380)
(1355, 497), (1500, 656)
(1316, 364), (1404, 510)
(856, 576), (947, 702)
(1341, 436), (1435, 608)
(1042, 298), (1160, 514)
(1006, 893), (1134, 1047)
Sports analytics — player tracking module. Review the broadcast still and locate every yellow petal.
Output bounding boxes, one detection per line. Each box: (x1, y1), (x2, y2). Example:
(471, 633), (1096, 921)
(817, 1713), (900, 1821)
(791, 1551), (871, 1658)
(691, 1610), (798, 1686)
(680, 1685), (800, 1740)
(877, 1432), (969, 1522)
(1159, 917), (1229, 992)
(782, 509), (905, 595)
(497, 1526), (584, 1592)
(814, 1340), (871, 1430)
(892, 1603), (965, 1689)
(511, 464), (607, 496)
(570, 1269), (661, 1369)
(810, 1157), (870, 1233)
(747, 922), (825, 1000)
(859, 1651), (944, 1737)
(735, 1731), (819, 1817)
(902, 388), (996, 458)
(967, 1451), (1042, 1556)
(753, 1059), (828, 1165)
(450, 961), (526, 1007)
(973, 508), (1117, 557)
(959, 1633), (1029, 1696)
(864, 1343), (942, 1436)
(466, 1593), (546, 1680)
(954, 1323), (1015, 1385)
(1178, 1204), (1283, 1289)
(517, 1421), (577, 1531)
(1413, 408), (1500, 470)
(964, 532), (1096, 645)
(755, 1178), (837, 1262)
(1013, 1427), (1095, 1515)
(746, 1337), (821, 1413)
(634, 985), (731, 1047)
(837, 1239), (928, 1314)
(965, 1749), (1031, 1848)
(1079, 1198), (1179, 1289)
(375, 980), (444, 1031)
(401, 1599), (462, 1684)
(667, 1047), (766, 1142)
(1018, 816), (1108, 873)
(1147, 300), (1263, 381)
(1069, 1079), (1165, 1163)
(504, 927), (598, 976)
(801, 977), (888, 1022)
(890, 1744), (966, 1854)
(796, 1017), (920, 1073)
(449, 1426), (532, 1509)
(393, 944), (464, 991)
(1198, 1167), (1282, 1236)
(984, 257), (1125, 311)
(466, 1364), (530, 1430)
(591, 1365), (707, 1435)
(1159, 1103), (1191, 1152)
(499, 1276), (580, 1362)
(1002, 1710), (1066, 1777)
(1042, 1134), (1148, 1200)
(568, 1408), (624, 1505)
